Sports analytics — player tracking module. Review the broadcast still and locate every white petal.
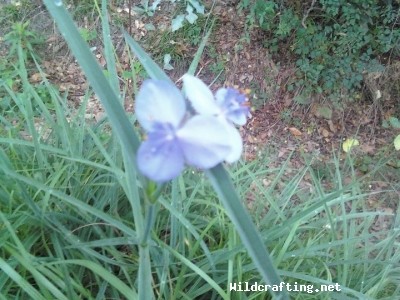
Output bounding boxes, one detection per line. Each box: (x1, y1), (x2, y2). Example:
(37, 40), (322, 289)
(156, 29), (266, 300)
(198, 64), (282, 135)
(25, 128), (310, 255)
(177, 115), (231, 168)
(136, 80), (186, 131)
(182, 74), (220, 115)
(224, 124), (243, 163)
(214, 88), (228, 107)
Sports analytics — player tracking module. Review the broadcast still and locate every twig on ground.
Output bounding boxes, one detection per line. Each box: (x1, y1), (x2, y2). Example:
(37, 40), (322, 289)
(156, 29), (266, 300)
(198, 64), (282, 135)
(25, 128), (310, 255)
(301, 0), (316, 29)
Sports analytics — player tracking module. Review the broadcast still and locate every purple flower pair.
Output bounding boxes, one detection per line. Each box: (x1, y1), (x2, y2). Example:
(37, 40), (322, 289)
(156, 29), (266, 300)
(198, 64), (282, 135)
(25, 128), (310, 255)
(136, 74), (250, 182)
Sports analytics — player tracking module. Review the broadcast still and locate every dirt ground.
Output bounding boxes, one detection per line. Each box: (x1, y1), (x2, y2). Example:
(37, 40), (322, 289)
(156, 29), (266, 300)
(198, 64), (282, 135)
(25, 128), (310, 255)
(1, 1), (400, 229)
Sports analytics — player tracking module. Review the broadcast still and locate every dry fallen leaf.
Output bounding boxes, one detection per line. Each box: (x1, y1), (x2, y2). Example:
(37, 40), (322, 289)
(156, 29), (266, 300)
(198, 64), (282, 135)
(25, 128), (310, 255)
(289, 127), (302, 136)
(321, 127), (330, 137)
(327, 120), (336, 133)
(46, 36), (58, 43)
(278, 150), (286, 158)
(360, 143), (375, 154)
(247, 135), (255, 143)
(386, 160), (399, 168)
(19, 130), (32, 141)
(30, 73), (49, 82)
(175, 44), (189, 55)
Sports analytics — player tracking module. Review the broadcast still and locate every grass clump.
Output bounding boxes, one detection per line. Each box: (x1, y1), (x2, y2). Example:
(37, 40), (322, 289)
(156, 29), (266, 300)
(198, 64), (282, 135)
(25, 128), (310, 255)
(1, 54), (399, 296)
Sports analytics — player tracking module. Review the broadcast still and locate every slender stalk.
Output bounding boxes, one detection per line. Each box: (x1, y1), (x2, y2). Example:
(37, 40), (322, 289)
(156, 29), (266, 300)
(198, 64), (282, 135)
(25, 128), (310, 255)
(141, 202), (157, 247)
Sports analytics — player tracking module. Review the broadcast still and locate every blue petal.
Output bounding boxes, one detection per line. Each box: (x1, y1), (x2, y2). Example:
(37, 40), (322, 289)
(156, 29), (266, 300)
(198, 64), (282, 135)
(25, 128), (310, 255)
(226, 108), (249, 126)
(215, 88), (249, 125)
(177, 115), (231, 168)
(182, 74), (221, 115)
(135, 80), (186, 131)
(137, 130), (184, 182)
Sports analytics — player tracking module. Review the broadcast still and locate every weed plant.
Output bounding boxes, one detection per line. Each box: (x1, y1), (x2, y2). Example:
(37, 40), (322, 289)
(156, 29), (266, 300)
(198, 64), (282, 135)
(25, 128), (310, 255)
(0, 0), (399, 299)
(4, 21), (44, 62)
(240, 0), (400, 105)
(0, 0), (35, 23)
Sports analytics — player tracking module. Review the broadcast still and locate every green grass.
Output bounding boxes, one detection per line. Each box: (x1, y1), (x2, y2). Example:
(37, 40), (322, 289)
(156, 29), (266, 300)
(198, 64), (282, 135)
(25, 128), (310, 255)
(1, 59), (399, 297)
(0, 1), (400, 299)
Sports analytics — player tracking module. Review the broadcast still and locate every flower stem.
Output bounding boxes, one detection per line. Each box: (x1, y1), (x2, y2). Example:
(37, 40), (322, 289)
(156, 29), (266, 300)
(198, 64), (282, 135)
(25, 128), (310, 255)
(141, 202), (157, 247)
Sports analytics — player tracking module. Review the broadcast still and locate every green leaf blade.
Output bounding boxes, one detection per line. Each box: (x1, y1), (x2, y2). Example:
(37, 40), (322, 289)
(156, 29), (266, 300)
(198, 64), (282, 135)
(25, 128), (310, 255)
(205, 165), (290, 300)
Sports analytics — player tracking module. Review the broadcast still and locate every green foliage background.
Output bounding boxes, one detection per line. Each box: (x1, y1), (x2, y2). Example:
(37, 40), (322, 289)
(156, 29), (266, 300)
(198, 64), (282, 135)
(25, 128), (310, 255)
(243, 0), (400, 103)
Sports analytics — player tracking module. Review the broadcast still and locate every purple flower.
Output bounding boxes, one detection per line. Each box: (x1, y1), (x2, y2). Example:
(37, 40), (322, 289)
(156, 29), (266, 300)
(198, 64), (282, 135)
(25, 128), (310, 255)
(182, 74), (250, 162)
(136, 79), (232, 182)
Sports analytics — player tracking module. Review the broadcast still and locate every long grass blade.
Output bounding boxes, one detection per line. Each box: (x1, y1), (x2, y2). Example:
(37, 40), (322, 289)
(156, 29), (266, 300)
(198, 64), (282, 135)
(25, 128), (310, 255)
(43, 0), (141, 160)
(206, 164), (289, 300)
